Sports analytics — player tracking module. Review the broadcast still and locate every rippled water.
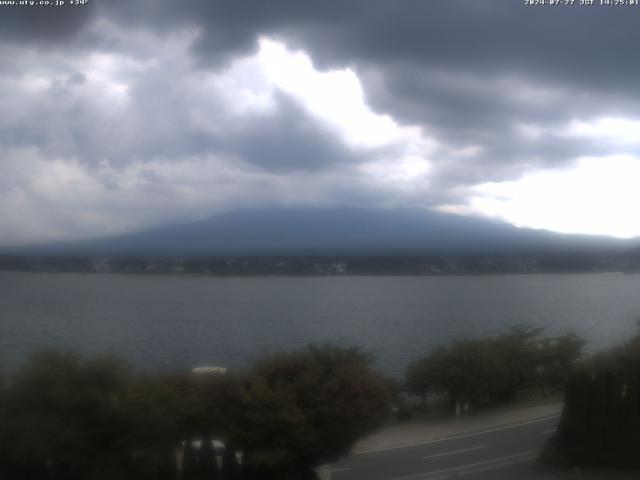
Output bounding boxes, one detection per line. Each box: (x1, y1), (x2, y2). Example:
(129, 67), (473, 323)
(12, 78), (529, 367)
(1, 272), (639, 376)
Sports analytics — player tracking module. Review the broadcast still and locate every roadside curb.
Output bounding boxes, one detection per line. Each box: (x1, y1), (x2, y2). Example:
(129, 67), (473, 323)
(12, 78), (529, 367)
(353, 403), (563, 455)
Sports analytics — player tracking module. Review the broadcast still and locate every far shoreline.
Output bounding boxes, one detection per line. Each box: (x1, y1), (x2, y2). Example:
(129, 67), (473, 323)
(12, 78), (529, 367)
(0, 269), (634, 277)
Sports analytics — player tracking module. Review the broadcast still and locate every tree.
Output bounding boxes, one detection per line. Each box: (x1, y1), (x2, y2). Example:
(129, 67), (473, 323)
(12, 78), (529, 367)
(536, 332), (585, 393)
(236, 345), (391, 479)
(122, 372), (197, 479)
(220, 441), (242, 480)
(407, 339), (505, 413)
(182, 441), (199, 480)
(0, 345), (391, 480)
(406, 325), (585, 414)
(491, 324), (544, 401)
(543, 328), (640, 468)
(0, 351), (132, 480)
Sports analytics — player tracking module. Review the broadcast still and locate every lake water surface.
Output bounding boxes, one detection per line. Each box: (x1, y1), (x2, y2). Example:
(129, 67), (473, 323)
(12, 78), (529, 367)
(1, 272), (639, 376)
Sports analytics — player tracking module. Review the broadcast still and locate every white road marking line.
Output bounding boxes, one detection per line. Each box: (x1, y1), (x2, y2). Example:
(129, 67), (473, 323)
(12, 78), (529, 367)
(423, 444), (488, 460)
(460, 452), (539, 475)
(327, 467), (351, 473)
(541, 428), (557, 435)
(459, 461), (514, 476)
(385, 449), (540, 480)
(355, 414), (560, 455)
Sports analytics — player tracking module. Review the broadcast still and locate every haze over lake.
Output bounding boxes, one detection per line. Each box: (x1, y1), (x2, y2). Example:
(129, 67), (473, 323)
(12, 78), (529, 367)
(2, 272), (639, 376)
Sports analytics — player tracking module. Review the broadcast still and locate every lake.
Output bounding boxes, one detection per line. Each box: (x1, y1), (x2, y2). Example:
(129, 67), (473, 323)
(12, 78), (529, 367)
(1, 272), (639, 376)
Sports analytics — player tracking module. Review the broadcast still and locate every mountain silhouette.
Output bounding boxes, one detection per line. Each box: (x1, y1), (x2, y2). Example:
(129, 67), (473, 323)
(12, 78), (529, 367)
(12, 207), (637, 258)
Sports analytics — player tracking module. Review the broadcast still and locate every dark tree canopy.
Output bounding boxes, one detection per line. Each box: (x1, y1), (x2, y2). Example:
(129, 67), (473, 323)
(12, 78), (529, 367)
(544, 328), (640, 469)
(238, 345), (391, 478)
(406, 325), (585, 412)
(0, 351), (133, 480)
(0, 345), (391, 480)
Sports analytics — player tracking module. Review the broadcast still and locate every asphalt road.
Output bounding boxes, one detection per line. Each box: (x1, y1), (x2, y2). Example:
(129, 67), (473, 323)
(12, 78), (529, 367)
(326, 414), (561, 480)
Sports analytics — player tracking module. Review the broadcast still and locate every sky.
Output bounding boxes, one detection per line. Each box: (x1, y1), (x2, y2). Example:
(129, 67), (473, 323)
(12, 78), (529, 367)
(2, 0), (640, 246)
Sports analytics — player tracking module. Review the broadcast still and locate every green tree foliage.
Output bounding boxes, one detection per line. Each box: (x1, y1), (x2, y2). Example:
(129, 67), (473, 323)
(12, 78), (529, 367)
(188, 372), (245, 441)
(406, 325), (585, 413)
(122, 373), (197, 479)
(492, 325), (544, 401)
(536, 332), (586, 392)
(406, 339), (505, 411)
(0, 351), (132, 480)
(0, 345), (390, 480)
(237, 345), (391, 479)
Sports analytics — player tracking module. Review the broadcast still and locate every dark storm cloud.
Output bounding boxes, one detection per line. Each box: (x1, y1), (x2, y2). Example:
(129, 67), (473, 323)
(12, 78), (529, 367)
(349, 40), (640, 189)
(0, 2), (97, 44)
(4, 1), (639, 171)
(0, 56), (376, 173)
(223, 96), (382, 172)
(7, 1), (640, 97)
(86, 0), (640, 179)
(81, 1), (640, 94)
(8, 1), (640, 122)
(3, 0), (640, 243)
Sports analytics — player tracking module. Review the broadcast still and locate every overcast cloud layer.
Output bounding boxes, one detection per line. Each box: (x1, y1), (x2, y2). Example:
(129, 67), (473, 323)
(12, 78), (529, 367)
(2, 0), (640, 245)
